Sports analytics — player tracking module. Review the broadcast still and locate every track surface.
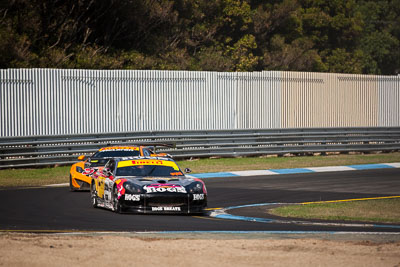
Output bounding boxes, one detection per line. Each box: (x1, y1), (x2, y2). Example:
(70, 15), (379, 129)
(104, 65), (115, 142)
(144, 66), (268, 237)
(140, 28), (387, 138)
(1, 169), (399, 232)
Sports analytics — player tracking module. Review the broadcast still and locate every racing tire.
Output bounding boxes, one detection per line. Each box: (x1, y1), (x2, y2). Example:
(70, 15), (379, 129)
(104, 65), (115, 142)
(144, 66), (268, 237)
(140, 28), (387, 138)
(69, 175), (77, 192)
(90, 182), (98, 208)
(113, 186), (123, 213)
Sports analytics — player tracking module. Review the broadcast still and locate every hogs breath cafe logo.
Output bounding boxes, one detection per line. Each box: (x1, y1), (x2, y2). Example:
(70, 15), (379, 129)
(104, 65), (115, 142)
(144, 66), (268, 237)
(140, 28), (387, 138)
(144, 184), (187, 193)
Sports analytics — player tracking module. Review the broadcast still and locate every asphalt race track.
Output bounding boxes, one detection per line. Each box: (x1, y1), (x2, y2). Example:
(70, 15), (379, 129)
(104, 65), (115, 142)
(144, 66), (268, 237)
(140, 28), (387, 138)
(1, 168), (399, 233)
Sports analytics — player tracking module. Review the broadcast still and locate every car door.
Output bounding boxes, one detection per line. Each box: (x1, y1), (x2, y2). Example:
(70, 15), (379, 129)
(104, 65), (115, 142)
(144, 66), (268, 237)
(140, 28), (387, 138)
(95, 159), (113, 199)
(102, 159), (117, 204)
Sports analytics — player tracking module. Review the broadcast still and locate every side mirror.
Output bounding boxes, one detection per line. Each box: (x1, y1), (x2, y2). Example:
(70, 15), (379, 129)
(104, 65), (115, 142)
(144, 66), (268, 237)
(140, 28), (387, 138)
(77, 155), (86, 161)
(184, 168), (192, 174)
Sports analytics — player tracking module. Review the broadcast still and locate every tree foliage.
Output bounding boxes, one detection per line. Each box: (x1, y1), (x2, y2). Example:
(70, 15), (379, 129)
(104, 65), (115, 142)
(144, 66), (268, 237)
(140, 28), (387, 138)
(1, 0), (399, 74)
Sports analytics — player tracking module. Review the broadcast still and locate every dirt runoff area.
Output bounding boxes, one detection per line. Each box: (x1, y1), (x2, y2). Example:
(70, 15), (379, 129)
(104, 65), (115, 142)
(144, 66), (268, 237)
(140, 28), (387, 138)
(0, 233), (400, 267)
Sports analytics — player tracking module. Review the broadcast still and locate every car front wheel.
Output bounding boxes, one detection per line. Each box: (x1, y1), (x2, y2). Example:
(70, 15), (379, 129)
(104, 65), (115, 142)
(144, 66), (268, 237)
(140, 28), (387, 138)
(113, 186), (123, 213)
(90, 182), (98, 208)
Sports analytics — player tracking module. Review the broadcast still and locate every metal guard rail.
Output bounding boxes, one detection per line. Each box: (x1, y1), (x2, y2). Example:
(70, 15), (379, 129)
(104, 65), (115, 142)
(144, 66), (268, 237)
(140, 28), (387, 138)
(0, 127), (399, 169)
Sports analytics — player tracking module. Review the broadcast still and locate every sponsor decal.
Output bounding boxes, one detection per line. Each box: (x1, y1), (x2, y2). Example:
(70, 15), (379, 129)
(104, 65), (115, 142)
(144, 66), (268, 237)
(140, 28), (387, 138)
(117, 159), (179, 170)
(193, 194), (204, 200)
(115, 179), (127, 199)
(144, 184), (187, 193)
(125, 194), (140, 201)
(152, 207), (181, 212)
(99, 146), (139, 151)
(82, 168), (96, 175)
(170, 172), (183, 176)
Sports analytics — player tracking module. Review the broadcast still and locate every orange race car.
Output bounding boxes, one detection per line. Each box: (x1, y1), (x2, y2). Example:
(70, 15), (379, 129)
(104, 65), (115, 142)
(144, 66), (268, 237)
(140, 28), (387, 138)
(69, 145), (169, 191)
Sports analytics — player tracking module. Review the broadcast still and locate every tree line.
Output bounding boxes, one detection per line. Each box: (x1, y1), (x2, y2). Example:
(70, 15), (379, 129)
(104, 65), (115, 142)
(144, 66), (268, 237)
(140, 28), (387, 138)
(1, 0), (399, 74)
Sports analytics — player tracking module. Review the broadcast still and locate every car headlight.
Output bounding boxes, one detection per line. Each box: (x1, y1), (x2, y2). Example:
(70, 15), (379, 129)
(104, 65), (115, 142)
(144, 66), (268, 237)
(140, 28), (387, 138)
(189, 182), (203, 193)
(76, 166), (84, 173)
(123, 182), (141, 193)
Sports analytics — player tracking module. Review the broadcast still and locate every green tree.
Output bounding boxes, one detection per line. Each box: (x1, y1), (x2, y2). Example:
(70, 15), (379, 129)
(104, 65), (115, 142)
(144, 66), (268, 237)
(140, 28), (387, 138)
(0, 0), (399, 74)
(356, 0), (400, 74)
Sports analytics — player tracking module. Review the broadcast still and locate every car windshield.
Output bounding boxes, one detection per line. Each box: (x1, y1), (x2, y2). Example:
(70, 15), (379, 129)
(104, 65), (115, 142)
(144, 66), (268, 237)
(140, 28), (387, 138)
(115, 165), (183, 177)
(88, 158), (109, 167)
(92, 150), (140, 158)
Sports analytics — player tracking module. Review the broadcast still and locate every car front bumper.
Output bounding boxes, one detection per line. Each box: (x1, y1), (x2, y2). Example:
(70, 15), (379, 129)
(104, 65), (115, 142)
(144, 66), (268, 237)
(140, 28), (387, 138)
(120, 192), (207, 214)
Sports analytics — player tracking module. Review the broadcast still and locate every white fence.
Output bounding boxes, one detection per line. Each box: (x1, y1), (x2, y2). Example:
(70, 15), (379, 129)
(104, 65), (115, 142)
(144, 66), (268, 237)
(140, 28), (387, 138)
(0, 69), (399, 137)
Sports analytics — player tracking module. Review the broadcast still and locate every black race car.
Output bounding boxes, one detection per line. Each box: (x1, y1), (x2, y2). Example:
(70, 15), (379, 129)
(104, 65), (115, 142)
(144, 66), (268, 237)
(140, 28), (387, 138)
(90, 156), (207, 214)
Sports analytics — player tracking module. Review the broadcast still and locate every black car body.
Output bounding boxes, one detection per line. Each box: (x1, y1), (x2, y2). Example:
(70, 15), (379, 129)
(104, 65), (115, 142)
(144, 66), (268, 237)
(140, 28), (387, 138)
(90, 156), (207, 214)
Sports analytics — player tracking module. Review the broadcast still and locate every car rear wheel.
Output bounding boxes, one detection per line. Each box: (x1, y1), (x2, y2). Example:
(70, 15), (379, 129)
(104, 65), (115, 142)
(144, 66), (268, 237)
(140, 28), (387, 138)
(90, 182), (98, 208)
(113, 186), (122, 213)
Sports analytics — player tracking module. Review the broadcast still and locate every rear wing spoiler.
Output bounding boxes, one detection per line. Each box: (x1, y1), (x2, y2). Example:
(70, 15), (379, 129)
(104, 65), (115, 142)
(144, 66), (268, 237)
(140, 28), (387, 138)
(104, 142), (176, 149)
(143, 143), (176, 158)
(143, 143), (176, 150)
(103, 143), (175, 158)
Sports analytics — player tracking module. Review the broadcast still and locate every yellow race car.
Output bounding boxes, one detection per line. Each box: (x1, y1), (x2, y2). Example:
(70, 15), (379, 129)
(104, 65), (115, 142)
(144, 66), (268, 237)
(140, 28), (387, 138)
(69, 145), (160, 191)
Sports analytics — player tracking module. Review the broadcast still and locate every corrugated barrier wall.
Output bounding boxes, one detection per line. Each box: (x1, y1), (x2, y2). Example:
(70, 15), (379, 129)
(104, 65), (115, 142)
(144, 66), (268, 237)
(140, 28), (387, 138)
(0, 69), (399, 136)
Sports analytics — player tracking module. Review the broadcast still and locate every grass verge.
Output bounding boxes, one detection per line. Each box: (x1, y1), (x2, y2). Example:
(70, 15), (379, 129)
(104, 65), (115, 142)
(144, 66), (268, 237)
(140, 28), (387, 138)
(0, 152), (399, 187)
(268, 197), (400, 224)
(177, 152), (400, 173)
(0, 166), (71, 188)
